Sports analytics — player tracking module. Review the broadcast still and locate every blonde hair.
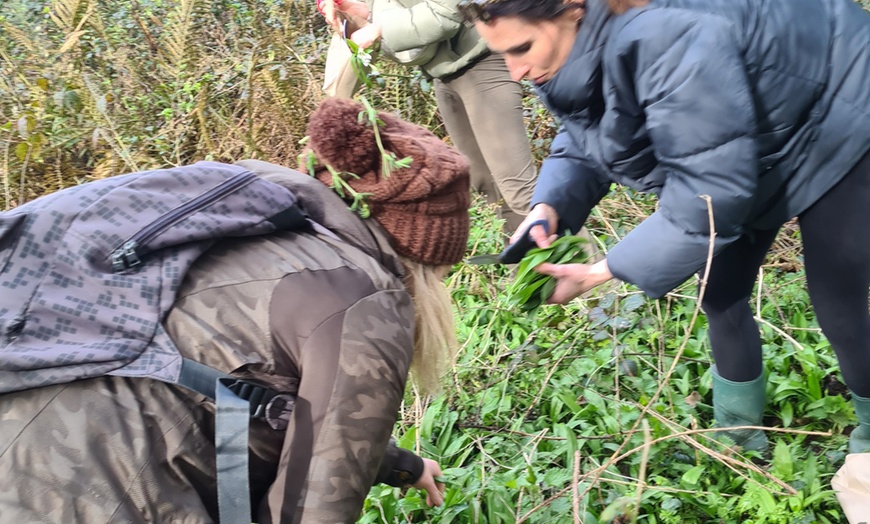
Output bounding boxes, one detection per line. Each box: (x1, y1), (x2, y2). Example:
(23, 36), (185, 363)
(608, 0), (649, 14)
(400, 257), (458, 396)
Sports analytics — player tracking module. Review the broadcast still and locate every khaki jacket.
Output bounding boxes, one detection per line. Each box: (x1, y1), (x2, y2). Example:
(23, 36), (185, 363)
(374, 0), (489, 78)
(0, 161), (416, 523)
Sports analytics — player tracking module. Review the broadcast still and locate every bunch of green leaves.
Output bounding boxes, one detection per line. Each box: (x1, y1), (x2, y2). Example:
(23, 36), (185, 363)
(506, 234), (589, 313)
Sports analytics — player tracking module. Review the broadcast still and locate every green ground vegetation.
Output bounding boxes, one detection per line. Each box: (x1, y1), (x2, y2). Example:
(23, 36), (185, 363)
(370, 197), (848, 523)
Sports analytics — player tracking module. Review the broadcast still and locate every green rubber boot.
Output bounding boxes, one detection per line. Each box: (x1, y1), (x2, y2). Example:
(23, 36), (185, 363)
(849, 393), (870, 454)
(711, 366), (769, 453)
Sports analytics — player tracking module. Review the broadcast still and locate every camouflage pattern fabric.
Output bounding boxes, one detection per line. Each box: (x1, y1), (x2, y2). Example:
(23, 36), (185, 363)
(0, 375), (217, 523)
(0, 164), (416, 524)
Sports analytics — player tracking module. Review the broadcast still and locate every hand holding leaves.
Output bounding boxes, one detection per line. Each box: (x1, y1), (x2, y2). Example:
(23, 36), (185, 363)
(507, 234), (589, 313)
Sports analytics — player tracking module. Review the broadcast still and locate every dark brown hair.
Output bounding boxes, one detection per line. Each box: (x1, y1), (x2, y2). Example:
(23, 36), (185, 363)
(465, 0), (647, 22)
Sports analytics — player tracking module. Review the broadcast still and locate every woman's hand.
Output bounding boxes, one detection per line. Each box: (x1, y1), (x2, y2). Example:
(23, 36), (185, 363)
(318, 0), (342, 31)
(319, 0), (370, 33)
(534, 259), (613, 303)
(510, 203), (559, 249)
(350, 21), (383, 49)
(411, 458), (445, 507)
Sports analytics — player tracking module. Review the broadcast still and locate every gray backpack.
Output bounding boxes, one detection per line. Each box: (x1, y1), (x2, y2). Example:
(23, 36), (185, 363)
(0, 161), (308, 523)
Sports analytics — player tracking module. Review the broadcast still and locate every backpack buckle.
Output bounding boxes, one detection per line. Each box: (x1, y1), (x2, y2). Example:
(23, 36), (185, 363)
(225, 379), (296, 431)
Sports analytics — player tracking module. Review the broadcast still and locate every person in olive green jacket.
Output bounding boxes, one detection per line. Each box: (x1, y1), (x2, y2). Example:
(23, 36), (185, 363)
(0, 98), (469, 523)
(320, 0), (537, 232)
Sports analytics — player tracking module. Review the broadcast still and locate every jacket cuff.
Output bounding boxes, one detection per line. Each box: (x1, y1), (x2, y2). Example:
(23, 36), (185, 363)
(375, 439), (424, 487)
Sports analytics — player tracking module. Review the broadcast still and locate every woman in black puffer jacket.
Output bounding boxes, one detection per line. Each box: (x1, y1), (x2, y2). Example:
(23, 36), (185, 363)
(463, 0), (870, 455)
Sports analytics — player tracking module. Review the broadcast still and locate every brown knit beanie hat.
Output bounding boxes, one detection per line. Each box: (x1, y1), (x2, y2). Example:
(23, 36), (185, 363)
(300, 98), (471, 266)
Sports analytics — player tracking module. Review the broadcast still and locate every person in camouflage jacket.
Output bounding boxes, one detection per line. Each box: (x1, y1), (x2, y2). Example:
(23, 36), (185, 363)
(0, 98), (471, 523)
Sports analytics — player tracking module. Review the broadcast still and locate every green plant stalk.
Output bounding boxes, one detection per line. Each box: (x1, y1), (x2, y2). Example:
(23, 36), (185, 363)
(358, 95), (412, 178)
(299, 149), (373, 218)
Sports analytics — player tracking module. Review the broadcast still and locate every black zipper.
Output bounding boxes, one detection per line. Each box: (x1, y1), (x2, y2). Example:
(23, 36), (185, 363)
(110, 170), (258, 273)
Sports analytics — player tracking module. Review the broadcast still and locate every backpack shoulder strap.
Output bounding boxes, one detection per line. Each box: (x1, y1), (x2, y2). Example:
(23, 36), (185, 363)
(179, 358), (295, 524)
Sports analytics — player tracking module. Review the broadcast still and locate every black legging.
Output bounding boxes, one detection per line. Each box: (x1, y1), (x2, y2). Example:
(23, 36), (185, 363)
(702, 150), (870, 397)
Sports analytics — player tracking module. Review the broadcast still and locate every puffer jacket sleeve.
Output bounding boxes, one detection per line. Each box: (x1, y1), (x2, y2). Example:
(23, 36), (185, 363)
(531, 129), (612, 234)
(604, 9), (759, 298)
(377, 0), (463, 51)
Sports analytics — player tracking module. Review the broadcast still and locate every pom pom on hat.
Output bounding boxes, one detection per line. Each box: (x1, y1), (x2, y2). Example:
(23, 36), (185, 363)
(306, 98), (379, 175)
